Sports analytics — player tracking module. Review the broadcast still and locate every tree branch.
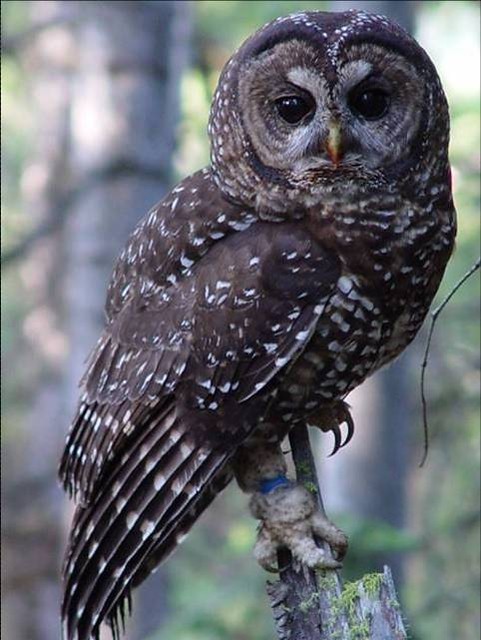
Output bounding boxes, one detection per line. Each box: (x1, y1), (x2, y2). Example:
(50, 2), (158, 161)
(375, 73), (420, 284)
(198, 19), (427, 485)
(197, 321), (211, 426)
(267, 423), (408, 639)
(419, 256), (481, 466)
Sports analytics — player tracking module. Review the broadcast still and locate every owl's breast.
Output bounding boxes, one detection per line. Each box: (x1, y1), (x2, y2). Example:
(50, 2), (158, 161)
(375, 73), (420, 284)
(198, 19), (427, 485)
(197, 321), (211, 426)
(268, 259), (434, 426)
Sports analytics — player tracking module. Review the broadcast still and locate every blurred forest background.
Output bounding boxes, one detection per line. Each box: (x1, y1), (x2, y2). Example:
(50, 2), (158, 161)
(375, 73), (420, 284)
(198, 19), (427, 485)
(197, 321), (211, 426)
(1, 1), (479, 639)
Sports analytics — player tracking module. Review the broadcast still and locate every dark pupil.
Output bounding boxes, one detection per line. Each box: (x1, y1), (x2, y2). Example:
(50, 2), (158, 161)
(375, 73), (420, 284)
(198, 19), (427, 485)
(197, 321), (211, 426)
(349, 88), (389, 120)
(276, 96), (312, 124)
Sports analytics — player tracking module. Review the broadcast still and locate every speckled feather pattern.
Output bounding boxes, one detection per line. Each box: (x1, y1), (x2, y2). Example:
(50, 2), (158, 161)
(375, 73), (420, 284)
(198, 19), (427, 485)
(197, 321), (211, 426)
(60, 10), (455, 640)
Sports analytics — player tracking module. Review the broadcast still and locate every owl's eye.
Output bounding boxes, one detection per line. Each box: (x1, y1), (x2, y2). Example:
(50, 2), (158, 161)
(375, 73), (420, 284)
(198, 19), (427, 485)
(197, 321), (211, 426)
(275, 95), (314, 124)
(348, 87), (390, 121)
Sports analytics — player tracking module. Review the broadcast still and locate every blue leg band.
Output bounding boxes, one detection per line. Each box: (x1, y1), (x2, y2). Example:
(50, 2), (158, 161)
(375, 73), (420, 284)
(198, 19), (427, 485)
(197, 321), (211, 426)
(260, 475), (291, 494)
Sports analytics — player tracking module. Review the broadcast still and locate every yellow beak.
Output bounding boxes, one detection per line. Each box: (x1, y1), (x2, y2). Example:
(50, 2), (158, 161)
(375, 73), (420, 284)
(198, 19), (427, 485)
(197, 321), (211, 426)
(326, 121), (343, 167)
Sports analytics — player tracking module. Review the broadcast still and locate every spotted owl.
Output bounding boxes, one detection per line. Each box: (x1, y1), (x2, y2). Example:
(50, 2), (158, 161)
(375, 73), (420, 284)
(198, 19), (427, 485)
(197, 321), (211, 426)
(60, 10), (456, 640)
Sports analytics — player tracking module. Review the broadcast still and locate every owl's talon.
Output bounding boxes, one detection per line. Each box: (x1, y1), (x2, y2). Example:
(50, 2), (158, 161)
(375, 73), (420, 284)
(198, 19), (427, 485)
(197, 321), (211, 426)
(328, 423), (343, 456)
(341, 411), (355, 449)
(249, 483), (347, 571)
(328, 411), (355, 455)
(310, 401), (355, 456)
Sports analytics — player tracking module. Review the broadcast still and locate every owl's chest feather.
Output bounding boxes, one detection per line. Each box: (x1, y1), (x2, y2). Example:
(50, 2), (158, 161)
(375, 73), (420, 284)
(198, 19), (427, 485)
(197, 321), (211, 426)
(269, 203), (454, 422)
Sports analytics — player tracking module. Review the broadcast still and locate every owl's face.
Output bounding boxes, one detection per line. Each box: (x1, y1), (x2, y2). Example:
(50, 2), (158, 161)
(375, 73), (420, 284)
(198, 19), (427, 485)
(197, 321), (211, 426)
(237, 39), (424, 175)
(209, 11), (450, 212)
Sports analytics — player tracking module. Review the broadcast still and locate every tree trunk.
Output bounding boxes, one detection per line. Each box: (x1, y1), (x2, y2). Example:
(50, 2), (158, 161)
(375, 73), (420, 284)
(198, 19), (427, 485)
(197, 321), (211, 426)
(1, 2), (191, 639)
(62, 3), (191, 637)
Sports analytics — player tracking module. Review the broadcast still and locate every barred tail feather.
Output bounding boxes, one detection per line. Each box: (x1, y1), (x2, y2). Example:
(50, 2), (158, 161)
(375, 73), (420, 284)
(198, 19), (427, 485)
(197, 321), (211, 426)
(59, 393), (170, 505)
(61, 406), (232, 640)
(92, 462), (232, 640)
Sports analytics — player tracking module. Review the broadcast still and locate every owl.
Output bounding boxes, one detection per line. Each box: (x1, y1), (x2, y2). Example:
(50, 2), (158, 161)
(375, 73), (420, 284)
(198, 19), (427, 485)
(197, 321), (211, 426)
(59, 10), (456, 640)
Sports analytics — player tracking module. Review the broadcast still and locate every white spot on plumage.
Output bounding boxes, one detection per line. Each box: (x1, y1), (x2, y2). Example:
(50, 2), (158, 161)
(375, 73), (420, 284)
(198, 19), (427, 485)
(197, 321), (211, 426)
(180, 441), (194, 457)
(360, 298), (375, 311)
(140, 520), (155, 540)
(169, 429), (182, 444)
(172, 478), (185, 494)
(145, 457), (156, 473)
(263, 343), (278, 354)
(88, 541), (99, 558)
(181, 255), (194, 268)
(328, 341), (341, 352)
(295, 329), (310, 341)
(154, 473), (165, 490)
(175, 362), (187, 375)
(126, 511), (139, 530)
(337, 276), (353, 294)
(176, 532), (189, 545)
(113, 566), (125, 579)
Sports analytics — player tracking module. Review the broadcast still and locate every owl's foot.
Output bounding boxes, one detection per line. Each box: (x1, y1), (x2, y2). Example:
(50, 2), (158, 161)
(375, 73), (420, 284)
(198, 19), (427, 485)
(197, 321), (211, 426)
(249, 481), (348, 572)
(308, 400), (355, 456)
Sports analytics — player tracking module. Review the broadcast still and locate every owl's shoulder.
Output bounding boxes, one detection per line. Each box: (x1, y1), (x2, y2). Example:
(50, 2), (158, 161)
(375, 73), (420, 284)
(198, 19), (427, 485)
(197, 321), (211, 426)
(105, 168), (253, 320)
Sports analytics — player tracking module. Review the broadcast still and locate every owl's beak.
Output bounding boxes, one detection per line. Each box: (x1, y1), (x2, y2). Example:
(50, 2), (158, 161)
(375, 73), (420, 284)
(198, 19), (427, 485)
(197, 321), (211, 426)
(326, 121), (343, 167)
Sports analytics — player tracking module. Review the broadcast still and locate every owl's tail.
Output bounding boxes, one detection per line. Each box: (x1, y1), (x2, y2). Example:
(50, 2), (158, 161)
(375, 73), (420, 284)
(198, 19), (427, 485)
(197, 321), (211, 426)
(61, 403), (233, 640)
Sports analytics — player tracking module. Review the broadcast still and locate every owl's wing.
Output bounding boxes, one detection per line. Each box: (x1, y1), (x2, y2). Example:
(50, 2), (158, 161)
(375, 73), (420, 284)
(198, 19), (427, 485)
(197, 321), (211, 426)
(60, 221), (340, 503)
(62, 398), (234, 640)
(60, 222), (340, 640)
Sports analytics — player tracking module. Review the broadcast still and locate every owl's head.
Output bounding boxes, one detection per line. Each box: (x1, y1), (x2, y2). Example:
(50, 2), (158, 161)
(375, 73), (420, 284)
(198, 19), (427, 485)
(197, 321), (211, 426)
(208, 10), (450, 214)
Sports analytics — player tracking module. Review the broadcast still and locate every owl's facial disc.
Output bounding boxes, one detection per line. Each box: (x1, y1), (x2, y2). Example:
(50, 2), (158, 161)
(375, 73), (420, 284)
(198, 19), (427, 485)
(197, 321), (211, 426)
(237, 39), (425, 183)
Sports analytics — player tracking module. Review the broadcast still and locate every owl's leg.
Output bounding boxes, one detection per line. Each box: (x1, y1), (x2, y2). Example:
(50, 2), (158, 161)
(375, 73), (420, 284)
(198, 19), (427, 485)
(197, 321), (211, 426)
(233, 442), (348, 573)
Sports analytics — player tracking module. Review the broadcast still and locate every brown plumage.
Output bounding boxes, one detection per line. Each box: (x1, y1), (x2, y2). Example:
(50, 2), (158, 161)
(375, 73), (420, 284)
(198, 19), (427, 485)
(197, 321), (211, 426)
(60, 10), (455, 639)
